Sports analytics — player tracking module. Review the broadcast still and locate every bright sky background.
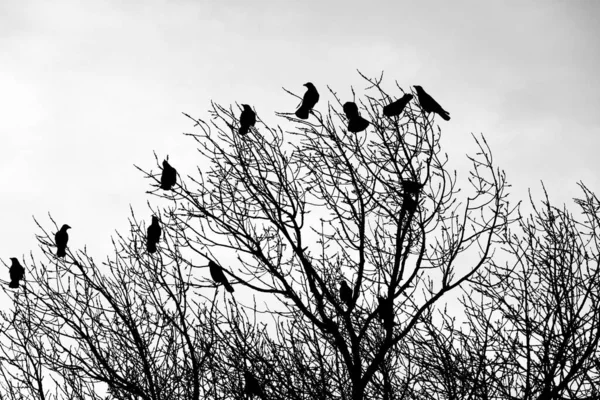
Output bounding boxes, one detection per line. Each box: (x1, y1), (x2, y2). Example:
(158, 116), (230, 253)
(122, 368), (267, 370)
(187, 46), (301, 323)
(2, 0), (599, 271)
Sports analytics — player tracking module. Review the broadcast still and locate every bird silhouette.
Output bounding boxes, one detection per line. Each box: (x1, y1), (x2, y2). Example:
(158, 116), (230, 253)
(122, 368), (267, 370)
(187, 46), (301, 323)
(401, 180), (423, 195)
(239, 104), (256, 135)
(209, 260), (234, 292)
(55, 224), (71, 258)
(414, 86), (450, 121)
(160, 160), (177, 190)
(343, 102), (369, 133)
(295, 82), (319, 119)
(382, 94), (413, 118)
(340, 280), (352, 307)
(147, 216), (161, 254)
(244, 370), (263, 398)
(378, 296), (393, 330)
(8, 258), (24, 288)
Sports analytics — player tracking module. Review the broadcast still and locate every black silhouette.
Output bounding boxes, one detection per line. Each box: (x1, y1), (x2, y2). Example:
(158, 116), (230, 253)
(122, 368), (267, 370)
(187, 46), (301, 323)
(382, 94), (413, 118)
(8, 258), (24, 288)
(401, 193), (418, 216)
(378, 296), (393, 329)
(295, 82), (319, 119)
(160, 160), (177, 190)
(55, 224), (71, 258)
(401, 180), (423, 195)
(340, 280), (352, 307)
(343, 102), (369, 133)
(414, 86), (450, 121)
(239, 104), (256, 135)
(147, 216), (161, 254)
(244, 370), (263, 398)
(209, 260), (234, 292)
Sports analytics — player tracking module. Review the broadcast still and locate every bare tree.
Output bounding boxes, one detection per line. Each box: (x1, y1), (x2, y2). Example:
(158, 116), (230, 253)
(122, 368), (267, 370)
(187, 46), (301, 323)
(0, 73), (514, 399)
(414, 183), (600, 400)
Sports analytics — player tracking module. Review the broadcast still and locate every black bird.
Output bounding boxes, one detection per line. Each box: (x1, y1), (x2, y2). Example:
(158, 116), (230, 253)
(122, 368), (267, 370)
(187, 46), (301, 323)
(8, 258), (24, 288)
(343, 102), (369, 133)
(55, 224), (71, 258)
(239, 104), (256, 135)
(401, 180), (423, 195)
(209, 260), (234, 292)
(340, 280), (352, 307)
(382, 94), (413, 118)
(244, 370), (263, 398)
(147, 216), (161, 254)
(160, 160), (177, 190)
(378, 296), (393, 330)
(295, 82), (320, 119)
(414, 86), (450, 121)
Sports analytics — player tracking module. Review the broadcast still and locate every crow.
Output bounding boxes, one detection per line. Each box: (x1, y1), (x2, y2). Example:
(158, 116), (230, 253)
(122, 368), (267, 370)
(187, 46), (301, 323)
(378, 296), (393, 330)
(55, 224), (71, 258)
(147, 216), (161, 254)
(414, 86), (450, 121)
(382, 94), (413, 118)
(340, 280), (352, 307)
(209, 260), (234, 292)
(8, 258), (24, 288)
(239, 104), (256, 135)
(343, 101), (359, 119)
(160, 160), (177, 190)
(343, 102), (370, 133)
(401, 180), (423, 195)
(244, 370), (263, 398)
(295, 82), (319, 119)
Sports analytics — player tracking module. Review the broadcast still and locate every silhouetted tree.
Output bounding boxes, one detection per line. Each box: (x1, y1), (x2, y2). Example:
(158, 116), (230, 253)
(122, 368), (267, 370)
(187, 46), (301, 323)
(0, 73), (517, 400)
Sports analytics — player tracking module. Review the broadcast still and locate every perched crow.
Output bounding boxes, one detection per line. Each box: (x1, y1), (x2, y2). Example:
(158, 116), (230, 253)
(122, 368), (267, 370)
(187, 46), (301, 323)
(382, 94), (413, 118)
(160, 160), (177, 190)
(8, 258), (24, 288)
(343, 102), (369, 133)
(378, 296), (393, 329)
(209, 260), (234, 292)
(239, 104), (256, 135)
(295, 82), (319, 119)
(340, 280), (352, 307)
(401, 180), (423, 195)
(343, 101), (359, 119)
(244, 370), (263, 398)
(55, 224), (71, 258)
(414, 86), (450, 121)
(147, 216), (161, 254)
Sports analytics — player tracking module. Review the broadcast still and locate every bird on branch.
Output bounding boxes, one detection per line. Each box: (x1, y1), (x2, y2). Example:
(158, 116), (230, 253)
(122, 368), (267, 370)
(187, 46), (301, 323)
(209, 260), (234, 292)
(340, 280), (353, 307)
(343, 101), (370, 133)
(160, 160), (177, 190)
(382, 94), (413, 118)
(295, 82), (319, 119)
(55, 224), (71, 258)
(239, 104), (256, 135)
(147, 216), (161, 254)
(8, 258), (24, 288)
(414, 85), (450, 121)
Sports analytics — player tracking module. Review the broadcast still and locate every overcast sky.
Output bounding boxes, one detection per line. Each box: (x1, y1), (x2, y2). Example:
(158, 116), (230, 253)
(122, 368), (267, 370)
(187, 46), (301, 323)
(2, 0), (599, 267)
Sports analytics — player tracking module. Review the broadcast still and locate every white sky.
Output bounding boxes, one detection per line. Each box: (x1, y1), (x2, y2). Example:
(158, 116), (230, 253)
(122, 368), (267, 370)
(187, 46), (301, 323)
(1, 0), (599, 267)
